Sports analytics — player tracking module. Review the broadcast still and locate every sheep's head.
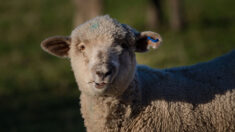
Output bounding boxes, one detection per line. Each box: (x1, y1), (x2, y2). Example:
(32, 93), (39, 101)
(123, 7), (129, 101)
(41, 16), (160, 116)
(41, 15), (162, 97)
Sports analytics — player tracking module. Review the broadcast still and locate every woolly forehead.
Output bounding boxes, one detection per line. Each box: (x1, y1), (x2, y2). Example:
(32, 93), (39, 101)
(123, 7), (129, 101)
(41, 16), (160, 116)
(71, 17), (135, 45)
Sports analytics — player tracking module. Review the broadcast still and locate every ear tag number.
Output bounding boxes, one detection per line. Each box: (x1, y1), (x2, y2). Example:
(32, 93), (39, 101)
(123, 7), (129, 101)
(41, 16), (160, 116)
(147, 36), (159, 43)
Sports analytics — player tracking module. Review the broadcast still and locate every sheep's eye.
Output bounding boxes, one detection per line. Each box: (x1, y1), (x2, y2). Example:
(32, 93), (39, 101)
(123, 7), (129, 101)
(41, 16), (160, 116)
(79, 45), (86, 51)
(121, 43), (128, 49)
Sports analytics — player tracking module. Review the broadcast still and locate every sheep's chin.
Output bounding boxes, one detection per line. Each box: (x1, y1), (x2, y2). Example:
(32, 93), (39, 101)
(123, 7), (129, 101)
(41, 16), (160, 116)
(89, 82), (123, 97)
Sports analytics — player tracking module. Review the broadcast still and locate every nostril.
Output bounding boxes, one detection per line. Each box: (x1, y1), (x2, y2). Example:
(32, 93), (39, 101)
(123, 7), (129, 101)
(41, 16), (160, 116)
(96, 71), (104, 77)
(105, 70), (112, 77)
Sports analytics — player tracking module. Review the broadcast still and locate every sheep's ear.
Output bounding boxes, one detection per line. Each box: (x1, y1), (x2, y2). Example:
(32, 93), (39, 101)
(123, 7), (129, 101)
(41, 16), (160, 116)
(135, 31), (162, 52)
(41, 36), (71, 58)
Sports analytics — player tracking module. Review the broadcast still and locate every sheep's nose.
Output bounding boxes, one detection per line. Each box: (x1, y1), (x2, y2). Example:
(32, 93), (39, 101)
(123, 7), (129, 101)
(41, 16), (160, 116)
(93, 62), (117, 82)
(96, 70), (112, 80)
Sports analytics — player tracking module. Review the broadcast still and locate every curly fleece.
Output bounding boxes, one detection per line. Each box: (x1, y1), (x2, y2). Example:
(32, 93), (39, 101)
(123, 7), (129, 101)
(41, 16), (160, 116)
(81, 50), (235, 132)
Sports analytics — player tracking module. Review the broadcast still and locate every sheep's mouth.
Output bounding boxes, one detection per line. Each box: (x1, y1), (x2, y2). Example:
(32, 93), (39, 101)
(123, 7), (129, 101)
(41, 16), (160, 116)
(95, 82), (107, 89)
(88, 81), (111, 90)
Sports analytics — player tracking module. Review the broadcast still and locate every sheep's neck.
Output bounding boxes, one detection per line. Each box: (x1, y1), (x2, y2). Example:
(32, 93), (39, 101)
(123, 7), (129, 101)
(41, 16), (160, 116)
(80, 76), (141, 131)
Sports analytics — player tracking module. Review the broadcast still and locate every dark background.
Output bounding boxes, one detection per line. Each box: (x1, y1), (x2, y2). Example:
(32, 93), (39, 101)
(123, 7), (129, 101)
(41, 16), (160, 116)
(0, 0), (234, 131)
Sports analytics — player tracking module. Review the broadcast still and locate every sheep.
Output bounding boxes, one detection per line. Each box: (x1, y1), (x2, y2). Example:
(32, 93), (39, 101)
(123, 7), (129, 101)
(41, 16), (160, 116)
(41, 15), (235, 132)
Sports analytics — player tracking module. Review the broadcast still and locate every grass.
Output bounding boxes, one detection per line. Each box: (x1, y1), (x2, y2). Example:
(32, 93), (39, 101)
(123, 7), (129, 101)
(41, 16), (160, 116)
(0, 0), (234, 131)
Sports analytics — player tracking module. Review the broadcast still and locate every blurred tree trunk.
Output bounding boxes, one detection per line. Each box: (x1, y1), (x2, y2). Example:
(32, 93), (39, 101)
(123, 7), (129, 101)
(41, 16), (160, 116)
(73, 0), (103, 27)
(147, 0), (163, 29)
(168, 0), (184, 31)
(147, 0), (185, 31)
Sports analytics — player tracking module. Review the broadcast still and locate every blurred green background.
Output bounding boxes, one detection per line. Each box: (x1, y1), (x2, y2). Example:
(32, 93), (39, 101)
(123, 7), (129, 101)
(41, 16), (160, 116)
(0, 0), (234, 131)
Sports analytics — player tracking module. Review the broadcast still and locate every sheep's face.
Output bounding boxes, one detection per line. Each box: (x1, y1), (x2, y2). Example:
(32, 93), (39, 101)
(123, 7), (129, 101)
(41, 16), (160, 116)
(41, 15), (162, 97)
(68, 36), (137, 96)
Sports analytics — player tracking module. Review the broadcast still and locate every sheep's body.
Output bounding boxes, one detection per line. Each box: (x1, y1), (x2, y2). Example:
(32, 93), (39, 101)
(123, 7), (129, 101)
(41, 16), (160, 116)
(136, 50), (235, 131)
(81, 51), (235, 132)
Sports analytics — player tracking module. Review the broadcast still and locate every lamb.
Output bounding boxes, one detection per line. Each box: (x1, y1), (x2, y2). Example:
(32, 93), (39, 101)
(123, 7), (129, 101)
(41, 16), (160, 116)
(41, 15), (235, 132)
